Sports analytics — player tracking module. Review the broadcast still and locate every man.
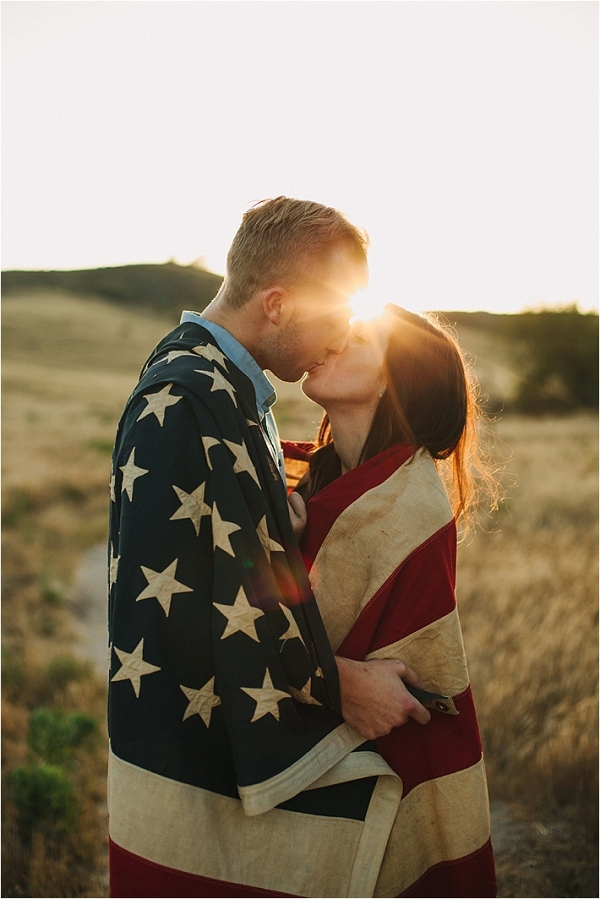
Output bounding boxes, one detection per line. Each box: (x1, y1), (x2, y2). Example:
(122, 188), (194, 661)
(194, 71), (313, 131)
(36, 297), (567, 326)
(108, 197), (428, 898)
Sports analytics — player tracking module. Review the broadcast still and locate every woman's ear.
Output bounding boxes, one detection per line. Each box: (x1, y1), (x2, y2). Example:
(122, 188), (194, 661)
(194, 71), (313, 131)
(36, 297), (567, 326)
(262, 287), (294, 326)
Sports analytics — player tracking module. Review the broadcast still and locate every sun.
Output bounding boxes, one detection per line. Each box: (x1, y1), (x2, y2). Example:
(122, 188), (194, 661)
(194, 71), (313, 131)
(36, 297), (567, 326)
(350, 288), (388, 322)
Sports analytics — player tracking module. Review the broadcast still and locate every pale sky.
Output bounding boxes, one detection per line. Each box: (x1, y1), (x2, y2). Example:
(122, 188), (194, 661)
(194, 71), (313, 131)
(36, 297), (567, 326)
(2, 1), (598, 313)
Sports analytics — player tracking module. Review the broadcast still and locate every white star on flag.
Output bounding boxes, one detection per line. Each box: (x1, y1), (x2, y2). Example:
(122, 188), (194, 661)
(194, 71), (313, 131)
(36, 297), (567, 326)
(202, 436), (220, 470)
(136, 383), (182, 426)
(192, 344), (229, 370)
(136, 559), (193, 616)
(111, 639), (161, 698)
(180, 677), (221, 726)
(164, 350), (198, 364)
(170, 483), (211, 536)
(195, 368), (237, 406)
(109, 545), (120, 589)
(278, 603), (306, 646)
(246, 418), (260, 429)
(241, 668), (290, 723)
(256, 516), (284, 561)
(214, 586), (264, 642)
(224, 439), (260, 485)
(290, 678), (322, 706)
(212, 503), (241, 557)
(109, 473), (116, 502)
(119, 448), (149, 501)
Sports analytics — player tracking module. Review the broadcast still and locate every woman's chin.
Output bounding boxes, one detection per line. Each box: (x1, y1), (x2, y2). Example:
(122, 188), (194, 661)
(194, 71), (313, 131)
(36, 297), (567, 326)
(301, 381), (318, 403)
(301, 384), (325, 408)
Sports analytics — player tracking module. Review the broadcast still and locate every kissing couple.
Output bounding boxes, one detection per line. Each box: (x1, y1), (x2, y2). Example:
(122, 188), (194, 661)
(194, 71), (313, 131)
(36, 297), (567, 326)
(107, 197), (497, 899)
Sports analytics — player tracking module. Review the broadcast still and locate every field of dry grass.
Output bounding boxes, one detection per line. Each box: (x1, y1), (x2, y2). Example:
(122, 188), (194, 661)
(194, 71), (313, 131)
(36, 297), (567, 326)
(458, 415), (598, 897)
(2, 291), (172, 897)
(2, 290), (598, 897)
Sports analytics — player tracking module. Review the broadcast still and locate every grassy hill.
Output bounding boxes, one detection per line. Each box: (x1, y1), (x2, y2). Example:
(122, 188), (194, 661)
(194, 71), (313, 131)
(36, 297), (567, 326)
(2, 263), (598, 412)
(1, 262), (223, 321)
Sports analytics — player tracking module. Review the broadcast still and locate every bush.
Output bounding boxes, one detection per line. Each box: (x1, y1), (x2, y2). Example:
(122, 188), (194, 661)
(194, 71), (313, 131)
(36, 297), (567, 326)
(446, 307), (599, 413)
(27, 708), (98, 767)
(9, 763), (78, 835)
(505, 307), (599, 412)
(1, 648), (26, 692)
(46, 654), (92, 691)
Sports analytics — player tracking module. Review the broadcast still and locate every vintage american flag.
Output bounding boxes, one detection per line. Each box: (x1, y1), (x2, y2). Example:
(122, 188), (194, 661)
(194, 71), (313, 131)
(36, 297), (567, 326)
(107, 322), (402, 898)
(297, 443), (497, 897)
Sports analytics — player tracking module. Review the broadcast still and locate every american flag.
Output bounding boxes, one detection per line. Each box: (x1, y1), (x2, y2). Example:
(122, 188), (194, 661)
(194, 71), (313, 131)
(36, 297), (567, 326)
(107, 323), (398, 898)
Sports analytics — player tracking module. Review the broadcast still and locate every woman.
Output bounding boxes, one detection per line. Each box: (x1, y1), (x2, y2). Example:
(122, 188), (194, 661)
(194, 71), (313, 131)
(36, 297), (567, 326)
(284, 304), (497, 898)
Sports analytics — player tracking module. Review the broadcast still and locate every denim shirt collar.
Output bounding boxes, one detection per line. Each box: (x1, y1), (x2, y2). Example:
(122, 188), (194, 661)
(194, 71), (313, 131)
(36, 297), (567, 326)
(180, 311), (277, 415)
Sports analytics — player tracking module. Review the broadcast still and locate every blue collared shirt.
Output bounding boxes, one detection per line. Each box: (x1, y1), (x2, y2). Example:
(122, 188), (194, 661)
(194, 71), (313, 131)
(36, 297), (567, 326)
(180, 311), (286, 483)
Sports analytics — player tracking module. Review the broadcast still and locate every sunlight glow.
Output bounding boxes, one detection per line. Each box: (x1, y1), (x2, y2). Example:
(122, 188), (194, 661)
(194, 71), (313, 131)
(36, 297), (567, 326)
(350, 288), (388, 322)
(350, 281), (424, 322)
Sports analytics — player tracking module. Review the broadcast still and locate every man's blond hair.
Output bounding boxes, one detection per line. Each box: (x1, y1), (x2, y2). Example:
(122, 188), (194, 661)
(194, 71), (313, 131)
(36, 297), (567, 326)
(223, 197), (369, 308)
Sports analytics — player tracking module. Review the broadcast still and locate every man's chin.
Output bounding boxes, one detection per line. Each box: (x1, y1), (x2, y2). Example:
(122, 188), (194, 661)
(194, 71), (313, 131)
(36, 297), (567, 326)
(269, 364), (308, 383)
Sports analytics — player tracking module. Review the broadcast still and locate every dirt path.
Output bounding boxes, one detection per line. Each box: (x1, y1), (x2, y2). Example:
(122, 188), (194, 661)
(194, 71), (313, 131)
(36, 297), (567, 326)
(69, 544), (597, 899)
(69, 543), (109, 673)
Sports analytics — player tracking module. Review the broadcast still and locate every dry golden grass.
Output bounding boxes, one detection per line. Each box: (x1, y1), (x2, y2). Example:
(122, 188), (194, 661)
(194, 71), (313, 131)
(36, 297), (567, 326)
(2, 291), (173, 897)
(457, 415), (598, 814)
(2, 290), (597, 896)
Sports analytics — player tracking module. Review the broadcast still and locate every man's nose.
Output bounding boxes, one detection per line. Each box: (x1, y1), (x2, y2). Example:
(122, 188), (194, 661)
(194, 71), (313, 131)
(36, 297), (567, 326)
(328, 331), (350, 355)
(326, 316), (351, 354)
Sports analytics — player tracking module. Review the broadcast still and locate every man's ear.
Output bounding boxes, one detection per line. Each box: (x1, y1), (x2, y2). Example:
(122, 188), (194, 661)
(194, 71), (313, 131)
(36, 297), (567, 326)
(262, 287), (294, 326)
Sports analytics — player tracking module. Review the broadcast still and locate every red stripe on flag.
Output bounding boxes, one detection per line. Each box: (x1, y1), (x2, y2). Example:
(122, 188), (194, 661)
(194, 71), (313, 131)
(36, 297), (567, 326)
(301, 444), (416, 572)
(397, 838), (497, 897)
(109, 838), (298, 898)
(337, 521), (457, 662)
(376, 688), (483, 796)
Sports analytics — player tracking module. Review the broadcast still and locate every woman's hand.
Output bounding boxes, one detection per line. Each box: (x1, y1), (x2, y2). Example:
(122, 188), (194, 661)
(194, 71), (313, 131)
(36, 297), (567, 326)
(335, 656), (431, 740)
(288, 491), (307, 541)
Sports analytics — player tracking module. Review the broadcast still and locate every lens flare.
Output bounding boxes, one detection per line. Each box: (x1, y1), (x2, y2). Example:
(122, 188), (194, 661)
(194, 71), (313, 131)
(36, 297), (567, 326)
(350, 288), (388, 322)
(351, 282), (426, 322)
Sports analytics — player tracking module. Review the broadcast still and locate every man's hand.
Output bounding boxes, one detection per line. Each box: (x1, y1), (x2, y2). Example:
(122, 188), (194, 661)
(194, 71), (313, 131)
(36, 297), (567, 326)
(288, 491), (307, 541)
(336, 656), (431, 740)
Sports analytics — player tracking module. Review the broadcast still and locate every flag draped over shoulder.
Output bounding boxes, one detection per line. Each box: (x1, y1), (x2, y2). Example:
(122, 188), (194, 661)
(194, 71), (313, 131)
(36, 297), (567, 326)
(108, 323), (402, 899)
(295, 442), (497, 899)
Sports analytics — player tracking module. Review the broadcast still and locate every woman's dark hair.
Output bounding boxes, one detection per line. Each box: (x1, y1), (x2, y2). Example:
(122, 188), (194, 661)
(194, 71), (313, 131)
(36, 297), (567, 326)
(305, 304), (497, 524)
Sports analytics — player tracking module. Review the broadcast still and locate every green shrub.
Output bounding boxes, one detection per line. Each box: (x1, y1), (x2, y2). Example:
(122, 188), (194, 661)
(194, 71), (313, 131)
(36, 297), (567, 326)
(40, 573), (64, 607)
(1, 648), (26, 691)
(46, 654), (92, 690)
(1, 489), (33, 528)
(59, 483), (86, 505)
(27, 708), (98, 767)
(9, 763), (78, 834)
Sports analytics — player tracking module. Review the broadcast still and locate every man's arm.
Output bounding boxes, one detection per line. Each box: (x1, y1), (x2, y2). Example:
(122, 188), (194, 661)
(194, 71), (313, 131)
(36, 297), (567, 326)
(336, 656), (431, 740)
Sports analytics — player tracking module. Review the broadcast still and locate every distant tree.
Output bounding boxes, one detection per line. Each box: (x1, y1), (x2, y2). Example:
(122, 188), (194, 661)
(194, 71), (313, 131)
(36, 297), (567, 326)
(441, 307), (598, 413)
(501, 307), (598, 412)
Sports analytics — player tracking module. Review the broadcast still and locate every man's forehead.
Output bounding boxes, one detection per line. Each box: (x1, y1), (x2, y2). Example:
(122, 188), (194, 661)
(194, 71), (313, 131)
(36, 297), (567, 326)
(308, 253), (368, 299)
